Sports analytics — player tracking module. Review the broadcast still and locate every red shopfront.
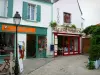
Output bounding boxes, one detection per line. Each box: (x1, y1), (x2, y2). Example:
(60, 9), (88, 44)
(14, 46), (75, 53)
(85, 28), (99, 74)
(53, 26), (81, 56)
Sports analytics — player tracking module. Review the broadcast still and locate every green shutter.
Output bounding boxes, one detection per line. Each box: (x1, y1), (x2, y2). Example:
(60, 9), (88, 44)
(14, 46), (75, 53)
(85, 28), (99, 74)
(7, 0), (13, 18)
(22, 2), (28, 20)
(36, 5), (41, 22)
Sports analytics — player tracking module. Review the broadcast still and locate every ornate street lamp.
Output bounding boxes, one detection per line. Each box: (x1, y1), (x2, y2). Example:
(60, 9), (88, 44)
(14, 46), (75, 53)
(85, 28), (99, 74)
(13, 11), (21, 75)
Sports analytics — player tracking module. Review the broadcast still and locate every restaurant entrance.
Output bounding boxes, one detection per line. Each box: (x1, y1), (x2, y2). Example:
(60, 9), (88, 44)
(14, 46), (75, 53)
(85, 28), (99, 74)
(54, 33), (81, 56)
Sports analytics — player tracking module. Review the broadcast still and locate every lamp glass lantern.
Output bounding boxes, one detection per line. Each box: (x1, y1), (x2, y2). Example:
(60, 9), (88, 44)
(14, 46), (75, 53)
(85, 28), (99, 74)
(13, 12), (21, 24)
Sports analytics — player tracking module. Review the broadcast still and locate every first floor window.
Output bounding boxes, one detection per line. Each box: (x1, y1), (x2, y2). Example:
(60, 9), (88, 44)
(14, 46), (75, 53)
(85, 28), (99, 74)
(0, 0), (8, 17)
(28, 4), (36, 21)
(64, 12), (71, 23)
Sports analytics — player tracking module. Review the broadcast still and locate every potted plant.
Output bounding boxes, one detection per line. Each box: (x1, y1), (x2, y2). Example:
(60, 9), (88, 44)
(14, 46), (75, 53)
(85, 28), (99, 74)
(50, 22), (57, 28)
(71, 24), (76, 29)
(61, 24), (70, 30)
(87, 61), (95, 70)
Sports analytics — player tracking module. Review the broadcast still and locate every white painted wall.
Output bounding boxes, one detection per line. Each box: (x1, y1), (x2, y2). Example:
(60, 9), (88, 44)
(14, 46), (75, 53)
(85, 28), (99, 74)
(47, 26), (54, 56)
(53, 0), (82, 28)
(46, 0), (82, 56)
(0, 0), (52, 57)
(0, 0), (52, 28)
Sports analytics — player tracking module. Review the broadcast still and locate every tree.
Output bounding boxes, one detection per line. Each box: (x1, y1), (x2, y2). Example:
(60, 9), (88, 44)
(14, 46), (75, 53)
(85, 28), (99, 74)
(83, 25), (100, 61)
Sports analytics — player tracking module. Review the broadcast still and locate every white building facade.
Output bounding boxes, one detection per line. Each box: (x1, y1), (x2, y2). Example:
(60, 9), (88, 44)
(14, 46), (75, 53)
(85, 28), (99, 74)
(0, 0), (83, 60)
(0, 0), (53, 59)
(47, 0), (83, 56)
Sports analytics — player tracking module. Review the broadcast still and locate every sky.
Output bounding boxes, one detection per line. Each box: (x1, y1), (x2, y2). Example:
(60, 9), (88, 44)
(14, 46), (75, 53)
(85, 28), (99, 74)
(79, 0), (100, 28)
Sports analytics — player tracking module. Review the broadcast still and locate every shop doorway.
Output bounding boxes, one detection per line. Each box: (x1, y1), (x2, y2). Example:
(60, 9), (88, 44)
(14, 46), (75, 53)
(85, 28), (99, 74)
(56, 35), (79, 56)
(58, 35), (64, 56)
(27, 34), (36, 58)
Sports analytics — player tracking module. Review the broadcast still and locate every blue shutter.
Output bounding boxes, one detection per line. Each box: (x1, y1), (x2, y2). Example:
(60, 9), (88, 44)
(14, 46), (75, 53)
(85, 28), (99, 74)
(36, 5), (41, 22)
(7, 0), (13, 18)
(22, 2), (28, 20)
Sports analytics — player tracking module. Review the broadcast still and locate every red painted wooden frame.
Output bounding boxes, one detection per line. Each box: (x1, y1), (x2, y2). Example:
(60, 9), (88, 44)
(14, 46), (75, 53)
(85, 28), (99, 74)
(53, 32), (81, 56)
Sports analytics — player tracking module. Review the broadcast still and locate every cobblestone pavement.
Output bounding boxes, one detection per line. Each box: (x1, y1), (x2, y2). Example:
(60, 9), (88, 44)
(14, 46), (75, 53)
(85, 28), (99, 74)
(27, 55), (100, 75)
(22, 57), (54, 75)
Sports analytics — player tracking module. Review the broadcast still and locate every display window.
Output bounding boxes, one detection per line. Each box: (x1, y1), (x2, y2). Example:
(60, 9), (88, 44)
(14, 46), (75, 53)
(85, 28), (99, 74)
(38, 36), (47, 51)
(0, 32), (15, 56)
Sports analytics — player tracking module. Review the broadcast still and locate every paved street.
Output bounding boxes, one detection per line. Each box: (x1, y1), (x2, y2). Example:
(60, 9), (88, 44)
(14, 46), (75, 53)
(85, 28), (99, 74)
(22, 57), (54, 75)
(27, 55), (100, 75)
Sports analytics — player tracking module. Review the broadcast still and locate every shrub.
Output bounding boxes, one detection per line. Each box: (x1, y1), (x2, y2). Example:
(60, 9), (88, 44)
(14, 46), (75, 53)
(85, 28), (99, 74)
(50, 22), (57, 27)
(87, 61), (95, 70)
(71, 24), (76, 29)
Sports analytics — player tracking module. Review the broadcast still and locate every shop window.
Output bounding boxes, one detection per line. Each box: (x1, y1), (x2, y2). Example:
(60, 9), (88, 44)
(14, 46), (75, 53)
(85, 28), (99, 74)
(70, 38), (74, 52)
(0, 0), (8, 17)
(28, 4), (36, 21)
(63, 12), (71, 24)
(74, 37), (78, 51)
(0, 32), (15, 56)
(64, 37), (68, 52)
(38, 36), (47, 51)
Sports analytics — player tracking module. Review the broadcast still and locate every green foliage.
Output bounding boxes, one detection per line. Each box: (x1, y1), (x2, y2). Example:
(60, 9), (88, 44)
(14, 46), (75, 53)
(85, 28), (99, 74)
(65, 25), (70, 28)
(71, 24), (76, 29)
(87, 61), (95, 70)
(50, 22), (57, 27)
(89, 45), (100, 61)
(93, 26), (100, 35)
(89, 26), (100, 61)
(82, 25), (96, 35)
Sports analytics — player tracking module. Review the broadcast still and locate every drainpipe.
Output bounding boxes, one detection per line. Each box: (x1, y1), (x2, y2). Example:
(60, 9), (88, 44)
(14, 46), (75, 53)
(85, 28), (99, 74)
(51, 0), (54, 44)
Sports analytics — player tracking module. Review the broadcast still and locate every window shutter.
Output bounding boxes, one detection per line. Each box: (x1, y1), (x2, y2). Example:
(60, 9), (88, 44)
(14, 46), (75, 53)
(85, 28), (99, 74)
(22, 2), (28, 20)
(36, 5), (41, 22)
(7, 0), (13, 18)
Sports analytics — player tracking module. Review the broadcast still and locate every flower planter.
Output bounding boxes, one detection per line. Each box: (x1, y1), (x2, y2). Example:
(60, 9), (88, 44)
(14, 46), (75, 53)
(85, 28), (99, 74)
(95, 60), (100, 69)
(88, 60), (100, 69)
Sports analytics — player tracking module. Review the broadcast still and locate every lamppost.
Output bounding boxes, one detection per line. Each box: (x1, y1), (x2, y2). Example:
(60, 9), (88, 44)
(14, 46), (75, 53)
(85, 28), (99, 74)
(13, 11), (21, 75)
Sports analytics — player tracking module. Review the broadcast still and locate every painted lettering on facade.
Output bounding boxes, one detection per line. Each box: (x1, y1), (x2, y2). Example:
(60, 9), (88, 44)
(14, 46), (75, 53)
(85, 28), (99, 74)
(53, 26), (81, 34)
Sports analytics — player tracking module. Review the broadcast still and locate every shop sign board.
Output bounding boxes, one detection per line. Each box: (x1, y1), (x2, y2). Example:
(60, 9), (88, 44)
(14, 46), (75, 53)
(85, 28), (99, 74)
(2, 24), (36, 33)
(52, 26), (81, 34)
(2, 24), (16, 32)
(18, 26), (36, 33)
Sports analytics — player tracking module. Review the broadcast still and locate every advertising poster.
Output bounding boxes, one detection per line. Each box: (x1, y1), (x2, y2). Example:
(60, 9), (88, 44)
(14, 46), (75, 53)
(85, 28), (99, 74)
(18, 41), (25, 73)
